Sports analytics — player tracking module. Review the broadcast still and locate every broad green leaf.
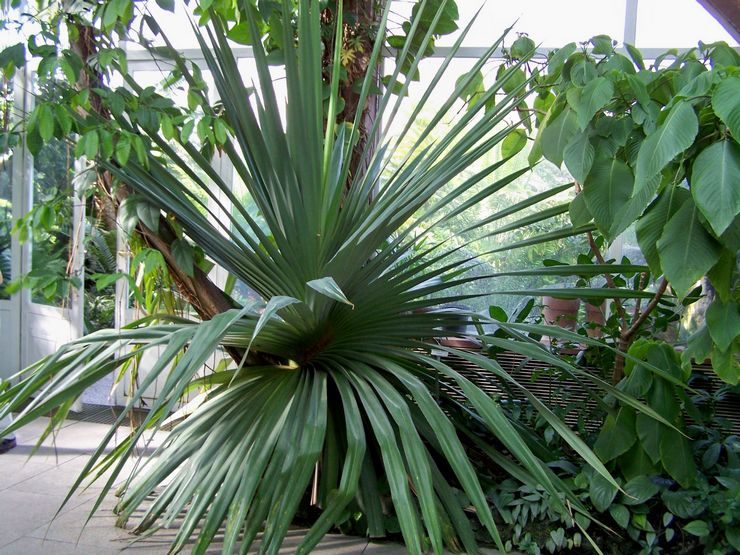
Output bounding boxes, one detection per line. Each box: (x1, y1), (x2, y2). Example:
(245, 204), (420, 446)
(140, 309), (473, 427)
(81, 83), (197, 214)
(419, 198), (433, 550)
(634, 101), (698, 193)
(0, 42), (25, 77)
(706, 299), (740, 352)
(510, 35), (536, 60)
(608, 504), (630, 529)
(624, 43), (644, 70)
(594, 408), (636, 462)
(171, 239), (195, 277)
(657, 198), (722, 298)
(500, 128), (527, 158)
(582, 156), (634, 240)
(636, 186), (689, 276)
(155, 0), (174, 11)
(635, 412), (662, 464)
(135, 199), (160, 233)
(563, 130), (594, 183)
(711, 75), (740, 142)
(533, 92), (555, 125)
(568, 192), (592, 227)
(589, 473), (617, 512)
(574, 76), (613, 129)
(621, 475), (659, 505)
(710, 344), (739, 385)
(690, 140), (740, 236)
(307, 277), (353, 308)
(683, 520), (710, 538)
(540, 108), (578, 167)
(115, 134), (131, 166)
(37, 104), (54, 141)
(455, 69), (484, 107)
(660, 428), (697, 487)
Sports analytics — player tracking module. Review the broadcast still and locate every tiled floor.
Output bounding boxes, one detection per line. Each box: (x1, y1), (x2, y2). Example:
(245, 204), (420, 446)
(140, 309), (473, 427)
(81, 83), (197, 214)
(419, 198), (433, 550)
(0, 417), (497, 554)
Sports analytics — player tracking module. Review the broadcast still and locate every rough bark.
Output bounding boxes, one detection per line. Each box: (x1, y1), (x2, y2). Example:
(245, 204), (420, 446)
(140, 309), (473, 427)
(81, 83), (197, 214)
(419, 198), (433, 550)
(322, 0), (381, 190)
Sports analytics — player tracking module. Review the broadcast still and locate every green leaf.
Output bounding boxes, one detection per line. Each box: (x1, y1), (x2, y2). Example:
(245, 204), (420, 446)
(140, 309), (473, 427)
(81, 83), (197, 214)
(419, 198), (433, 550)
(136, 199), (160, 233)
(594, 408), (636, 462)
(619, 443), (660, 481)
(0, 42), (26, 77)
(727, 526), (740, 550)
(683, 520), (710, 538)
(569, 192), (592, 227)
(307, 277), (353, 308)
(589, 472), (618, 512)
(662, 491), (704, 519)
(634, 101), (698, 193)
(155, 0), (175, 12)
(540, 108), (578, 167)
(84, 130), (99, 159)
(411, 0), (459, 36)
(590, 35), (615, 55)
(37, 104), (54, 141)
(657, 198), (722, 299)
(660, 428), (697, 487)
(711, 75), (740, 142)
(500, 129), (527, 159)
(690, 140), (740, 236)
(622, 475), (659, 505)
(635, 412), (662, 464)
(533, 92), (555, 125)
(171, 239), (195, 277)
(706, 299), (740, 352)
(608, 504), (630, 529)
(636, 186), (689, 276)
(510, 35), (536, 60)
(624, 43), (644, 70)
(456, 69), (485, 107)
(711, 344), (739, 385)
(115, 134), (131, 166)
(582, 156), (634, 241)
(563, 130), (594, 183)
(574, 76), (613, 129)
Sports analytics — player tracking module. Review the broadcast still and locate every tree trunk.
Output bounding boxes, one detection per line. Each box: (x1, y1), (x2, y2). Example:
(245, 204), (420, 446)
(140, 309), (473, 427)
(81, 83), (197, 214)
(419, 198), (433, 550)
(323, 0), (381, 189)
(67, 16), (238, 328)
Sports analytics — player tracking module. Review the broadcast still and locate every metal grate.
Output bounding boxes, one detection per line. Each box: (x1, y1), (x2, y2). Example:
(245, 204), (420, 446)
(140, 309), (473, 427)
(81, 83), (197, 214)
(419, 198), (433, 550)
(436, 346), (740, 435)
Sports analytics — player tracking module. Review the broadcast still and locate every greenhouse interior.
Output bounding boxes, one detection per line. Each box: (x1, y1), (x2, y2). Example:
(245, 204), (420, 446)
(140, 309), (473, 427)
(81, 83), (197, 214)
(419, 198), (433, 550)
(0, 0), (738, 553)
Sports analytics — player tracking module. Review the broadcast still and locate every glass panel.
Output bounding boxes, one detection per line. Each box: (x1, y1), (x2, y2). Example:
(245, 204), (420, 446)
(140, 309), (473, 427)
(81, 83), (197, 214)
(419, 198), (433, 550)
(383, 57), (581, 315)
(0, 78), (12, 299)
(636, 0), (738, 48)
(28, 73), (75, 306)
(30, 138), (74, 305)
(391, 0), (626, 48)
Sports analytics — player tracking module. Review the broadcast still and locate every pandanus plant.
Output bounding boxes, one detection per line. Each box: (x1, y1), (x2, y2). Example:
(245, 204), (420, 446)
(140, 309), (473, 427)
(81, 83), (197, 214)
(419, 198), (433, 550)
(0, 1), (672, 553)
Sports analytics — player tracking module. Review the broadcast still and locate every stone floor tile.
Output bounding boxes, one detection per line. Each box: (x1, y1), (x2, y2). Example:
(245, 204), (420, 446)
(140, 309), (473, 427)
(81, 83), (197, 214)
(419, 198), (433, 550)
(0, 537), (121, 555)
(0, 489), (91, 549)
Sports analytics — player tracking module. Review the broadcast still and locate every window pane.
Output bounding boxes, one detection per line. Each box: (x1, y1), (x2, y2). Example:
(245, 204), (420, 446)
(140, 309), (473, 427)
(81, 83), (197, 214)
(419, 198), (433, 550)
(636, 0), (738, 48)
(383, 58), (582, 315)
(391, 0), (626, 48)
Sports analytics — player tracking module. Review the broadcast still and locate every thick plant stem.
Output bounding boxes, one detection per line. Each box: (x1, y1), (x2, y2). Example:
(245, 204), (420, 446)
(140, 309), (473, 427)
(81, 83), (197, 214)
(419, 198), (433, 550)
(68, 15), (243, 358)
(612, 278), (669, 383)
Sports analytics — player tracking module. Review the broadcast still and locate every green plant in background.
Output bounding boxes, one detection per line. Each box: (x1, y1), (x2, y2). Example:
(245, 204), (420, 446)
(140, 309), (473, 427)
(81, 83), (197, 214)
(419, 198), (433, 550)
(528, 36), (739, 385)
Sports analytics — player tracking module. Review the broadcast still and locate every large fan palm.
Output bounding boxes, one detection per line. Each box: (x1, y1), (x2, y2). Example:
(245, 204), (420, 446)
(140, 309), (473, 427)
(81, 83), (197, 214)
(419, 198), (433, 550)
(0, 1), (669, 553)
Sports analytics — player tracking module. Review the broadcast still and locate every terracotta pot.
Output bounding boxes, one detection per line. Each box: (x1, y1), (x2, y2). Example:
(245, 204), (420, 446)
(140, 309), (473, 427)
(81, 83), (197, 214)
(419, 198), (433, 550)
(585, 302), (606, 338)
(542, 296), (580, 331)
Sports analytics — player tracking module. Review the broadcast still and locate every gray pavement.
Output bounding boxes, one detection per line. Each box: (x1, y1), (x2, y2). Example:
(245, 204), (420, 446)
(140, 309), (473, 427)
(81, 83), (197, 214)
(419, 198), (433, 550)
(0, 417), (499, 554)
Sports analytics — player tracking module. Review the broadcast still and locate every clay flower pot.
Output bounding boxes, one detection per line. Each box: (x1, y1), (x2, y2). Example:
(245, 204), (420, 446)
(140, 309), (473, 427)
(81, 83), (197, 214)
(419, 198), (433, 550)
(585, 302), (606, 338)
(542, 296), (580, 331)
